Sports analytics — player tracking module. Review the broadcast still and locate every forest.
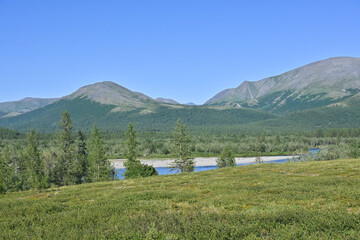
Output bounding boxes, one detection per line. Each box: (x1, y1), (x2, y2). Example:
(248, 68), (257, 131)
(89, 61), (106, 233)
(1, 109), (360, 194)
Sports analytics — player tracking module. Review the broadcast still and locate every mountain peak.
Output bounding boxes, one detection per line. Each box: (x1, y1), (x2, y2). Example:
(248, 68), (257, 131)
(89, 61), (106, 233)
(205, 56), (360, 113)
(65, 81), (156, 109)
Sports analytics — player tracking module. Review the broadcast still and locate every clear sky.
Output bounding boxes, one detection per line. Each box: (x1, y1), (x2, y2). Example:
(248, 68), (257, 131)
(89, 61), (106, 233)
(1, 0), (359, 104)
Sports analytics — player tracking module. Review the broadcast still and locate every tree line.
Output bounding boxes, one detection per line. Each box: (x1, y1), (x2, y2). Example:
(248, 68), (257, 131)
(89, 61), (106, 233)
(0, 111), (114, 193)
(2, 110), (360, 194)
(0, 112), (202, 193)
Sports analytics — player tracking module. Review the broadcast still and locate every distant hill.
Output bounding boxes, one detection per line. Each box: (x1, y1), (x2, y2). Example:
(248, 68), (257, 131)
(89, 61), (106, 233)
(155, 97), (180, 104)
(0, 82), (275, 132)
(0, 97), (58, 117)
(205, 57), (360, 114)
(185, 102), (197, 106)
(65, 81), (166, 111)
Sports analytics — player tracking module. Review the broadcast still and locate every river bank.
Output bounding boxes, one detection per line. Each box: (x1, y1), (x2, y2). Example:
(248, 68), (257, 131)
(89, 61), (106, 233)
(109, 155), (297, 169)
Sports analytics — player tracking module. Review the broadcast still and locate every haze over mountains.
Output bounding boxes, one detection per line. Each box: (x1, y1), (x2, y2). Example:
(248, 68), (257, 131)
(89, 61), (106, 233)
(1, 57), (360, 132)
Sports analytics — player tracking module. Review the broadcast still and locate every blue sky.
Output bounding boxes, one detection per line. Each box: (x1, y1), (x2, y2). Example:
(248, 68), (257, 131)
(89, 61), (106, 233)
(1, 0), (359, 104)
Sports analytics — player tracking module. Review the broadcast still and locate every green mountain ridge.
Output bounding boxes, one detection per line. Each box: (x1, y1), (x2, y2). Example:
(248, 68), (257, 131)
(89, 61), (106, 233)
(0, 97), (276, 132)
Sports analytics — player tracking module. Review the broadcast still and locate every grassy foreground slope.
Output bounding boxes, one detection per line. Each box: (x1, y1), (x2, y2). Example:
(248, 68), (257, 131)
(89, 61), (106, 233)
(1, 160), (360, 239)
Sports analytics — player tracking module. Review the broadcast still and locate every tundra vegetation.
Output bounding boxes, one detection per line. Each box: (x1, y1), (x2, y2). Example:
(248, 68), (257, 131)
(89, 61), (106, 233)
(1, 159), (360, 238)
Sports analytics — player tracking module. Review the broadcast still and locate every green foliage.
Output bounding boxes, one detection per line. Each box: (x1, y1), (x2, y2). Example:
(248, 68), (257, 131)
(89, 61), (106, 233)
(0, 146), (20, 193)
(125, 123), (137, 162)
(0, 98), (276, 133)
(171, 119), (194, 173)
(124, 123), (158, 179)
(0, 127), (21, 139)
(0, 147), (9, 193)
(87, 125), (114, 182)
(254, 103), (360, 131)
(124, 161), (158, 179)
(74, 131), (88, 184)
(1, 159), (360, 238)
(216, 146), (235, 168)
(24, 130), (47, 189)
(55, 111), (75, 186)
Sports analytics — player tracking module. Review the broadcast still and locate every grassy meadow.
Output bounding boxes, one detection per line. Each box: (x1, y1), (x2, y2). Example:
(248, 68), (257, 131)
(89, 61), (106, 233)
(1, 159), (360, 239)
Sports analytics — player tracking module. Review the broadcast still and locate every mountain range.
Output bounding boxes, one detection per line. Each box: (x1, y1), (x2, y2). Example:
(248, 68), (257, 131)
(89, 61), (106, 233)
(205, 57), (360, 114)
(1, 57), (360, 133)
(0, 98), (59, 118)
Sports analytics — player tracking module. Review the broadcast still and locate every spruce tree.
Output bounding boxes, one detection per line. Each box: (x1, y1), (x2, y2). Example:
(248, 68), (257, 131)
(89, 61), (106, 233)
(56, 111), (75, 186)
(0, 146), (15, 193)
(171, 119), (194, 173)
(87, 125), (113, 182)
(125, 123), (138, 162)
(0, 147), (7, 193)
(217, 146), (235, 168)
(124, 123), (157, 179)
(75, 130), (88, 184)
(24, 129), (47, 189)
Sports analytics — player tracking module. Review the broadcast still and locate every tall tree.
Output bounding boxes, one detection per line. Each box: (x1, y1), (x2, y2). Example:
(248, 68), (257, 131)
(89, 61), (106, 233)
(75, 130), (88, 184)
(0, 147), (8, 193)
(171, 119), (194, 173)
(87, 125), (113, 182)
(125, 123), (138, 163)
(0, 146), (16, 193)
(217, 146), (235, 168)
(56, 111), (75, 186)
(24, 129), (47, 189)
(124, 123), (157, 179)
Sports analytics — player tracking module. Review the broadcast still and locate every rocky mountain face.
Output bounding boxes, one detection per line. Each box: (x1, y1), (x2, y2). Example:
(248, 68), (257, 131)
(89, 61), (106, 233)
(0, 97), (59, 118)
(205, 57), (360, 114)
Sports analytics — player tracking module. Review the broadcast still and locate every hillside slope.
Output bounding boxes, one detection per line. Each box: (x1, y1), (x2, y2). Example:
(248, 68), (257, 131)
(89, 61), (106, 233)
(206, 57), (360, 114)
(0, 97), (59, 117)
(247, 102), (360, 131)
(1, 159), (360, 239)
(0, 97), (276, 132)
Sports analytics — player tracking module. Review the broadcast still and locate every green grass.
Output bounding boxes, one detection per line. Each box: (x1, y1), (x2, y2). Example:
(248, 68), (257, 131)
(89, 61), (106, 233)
(1, 159), (360, 239)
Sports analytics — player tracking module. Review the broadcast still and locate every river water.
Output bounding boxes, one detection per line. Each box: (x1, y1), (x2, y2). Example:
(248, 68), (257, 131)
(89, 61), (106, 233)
(115, 158), (289, 180)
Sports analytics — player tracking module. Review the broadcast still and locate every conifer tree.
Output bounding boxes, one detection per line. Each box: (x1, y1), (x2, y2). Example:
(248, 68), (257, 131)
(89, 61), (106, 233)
(217, 146), (235, 168)
(75, 130), (88, 184)
(25, 129), (47, 189)
(171, 119), (194, 173)
(87, 125), (113, 182)
(0, 147), (7, 193)
(125, 123), (138, 163)
(124, 123), (157, 179)
(56, 111), (75, 186)
(0, 146), (15, 193)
